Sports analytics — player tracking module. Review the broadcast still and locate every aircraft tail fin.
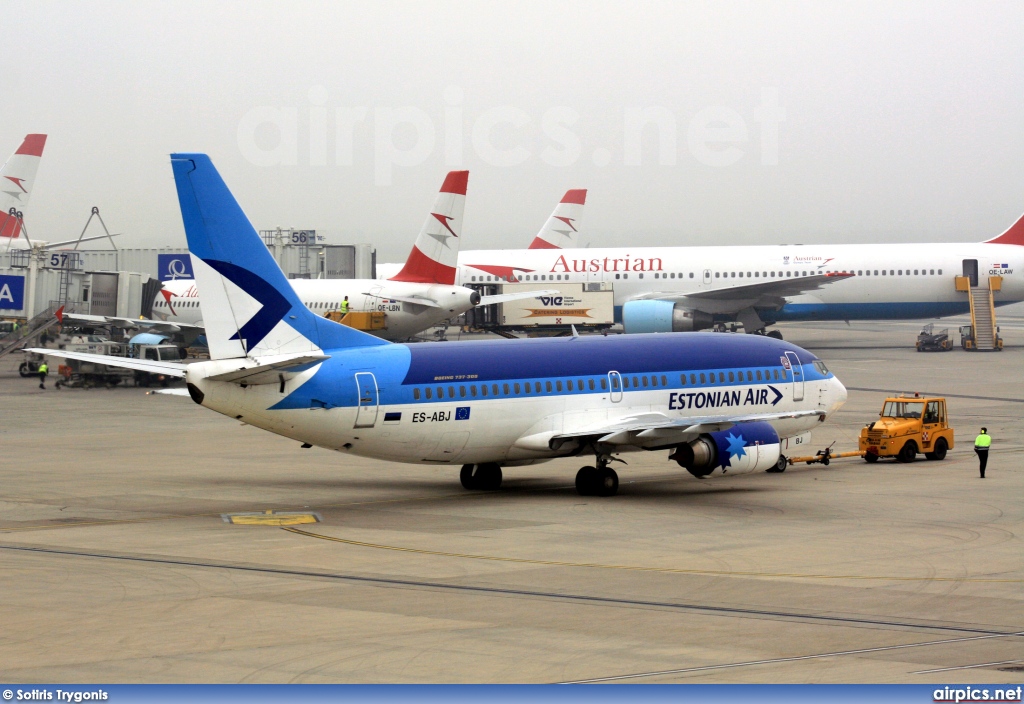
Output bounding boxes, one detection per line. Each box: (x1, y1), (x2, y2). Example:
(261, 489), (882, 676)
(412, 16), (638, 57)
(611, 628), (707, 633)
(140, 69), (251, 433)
(170, 153), (388, 360)
(528, 189), (586, 249)
(0, 134), (47, 239)
(389, 171), (468, 284)
(985, 209), (1024, 246)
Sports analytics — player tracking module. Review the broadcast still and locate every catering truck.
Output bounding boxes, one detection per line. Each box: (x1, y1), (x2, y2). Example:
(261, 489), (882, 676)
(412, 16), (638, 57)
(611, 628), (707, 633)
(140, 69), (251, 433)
(469, 282), (615, 334)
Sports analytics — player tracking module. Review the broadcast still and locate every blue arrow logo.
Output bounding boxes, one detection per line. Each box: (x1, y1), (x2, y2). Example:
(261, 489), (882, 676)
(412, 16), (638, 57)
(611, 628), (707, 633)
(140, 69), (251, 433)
(767, 385), (783, 406)
(204, 259), (292, 352)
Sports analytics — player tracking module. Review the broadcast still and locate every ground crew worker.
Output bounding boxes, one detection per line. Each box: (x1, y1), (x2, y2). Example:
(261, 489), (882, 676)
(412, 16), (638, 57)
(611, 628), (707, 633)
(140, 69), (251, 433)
(37, 361), (48, 390)
(974, 427), (991, 478)
(340, 296), (349, 315)
(11, 320), (18, 336)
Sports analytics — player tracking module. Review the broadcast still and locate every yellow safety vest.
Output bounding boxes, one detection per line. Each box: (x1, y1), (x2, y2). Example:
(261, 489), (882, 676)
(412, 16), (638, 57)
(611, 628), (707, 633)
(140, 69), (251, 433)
(974, 433), (991, 449)
(38, 363), (48, 374)
(340, 300), (349, 314)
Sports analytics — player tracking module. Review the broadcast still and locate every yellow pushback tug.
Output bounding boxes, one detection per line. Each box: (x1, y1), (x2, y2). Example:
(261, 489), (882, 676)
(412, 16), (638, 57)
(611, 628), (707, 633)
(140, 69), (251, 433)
(788, 394), (953, 467)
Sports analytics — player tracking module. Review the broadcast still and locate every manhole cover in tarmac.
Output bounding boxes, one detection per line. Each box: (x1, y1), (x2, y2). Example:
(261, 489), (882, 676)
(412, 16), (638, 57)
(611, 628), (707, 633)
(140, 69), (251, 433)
(222, 511), (321, 526)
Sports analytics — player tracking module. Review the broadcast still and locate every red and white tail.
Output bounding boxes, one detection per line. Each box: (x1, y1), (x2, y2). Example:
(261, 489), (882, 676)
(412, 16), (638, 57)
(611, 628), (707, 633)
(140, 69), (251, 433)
(389, 170), (468, 285)
(528, 189), (587, 249)
(985, 209), (1024, 246)
(0, 134), (47, 239)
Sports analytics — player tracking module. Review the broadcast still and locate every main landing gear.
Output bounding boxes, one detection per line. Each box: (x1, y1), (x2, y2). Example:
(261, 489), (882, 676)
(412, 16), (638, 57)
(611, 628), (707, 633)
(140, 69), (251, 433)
(460, 463), (502, 491)
(576, 456), (620, 497)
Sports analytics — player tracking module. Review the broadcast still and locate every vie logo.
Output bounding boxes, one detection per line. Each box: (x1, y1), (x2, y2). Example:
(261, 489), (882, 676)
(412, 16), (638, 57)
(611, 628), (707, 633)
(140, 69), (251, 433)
(539, 296), (564, 306)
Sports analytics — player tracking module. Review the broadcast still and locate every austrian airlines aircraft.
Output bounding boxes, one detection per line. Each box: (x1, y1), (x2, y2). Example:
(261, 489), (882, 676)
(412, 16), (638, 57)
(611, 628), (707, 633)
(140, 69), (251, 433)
(151, 171), (548, 341)
(33, 154), (848, 496)
(375, 188), (589, 279)
(0, 134), (47, 241)
(456, 212), (1024, 335)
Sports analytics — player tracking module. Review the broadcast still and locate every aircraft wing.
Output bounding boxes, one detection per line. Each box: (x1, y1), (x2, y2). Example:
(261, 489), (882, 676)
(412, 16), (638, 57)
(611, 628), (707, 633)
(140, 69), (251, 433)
(205, 353), (329, 385)
(479, 289), (559, 306)
(62, 312), (203, 334)
(26, 348), (188, 377)
(636, 272), (854, 307)
(514, 408), (824, 451)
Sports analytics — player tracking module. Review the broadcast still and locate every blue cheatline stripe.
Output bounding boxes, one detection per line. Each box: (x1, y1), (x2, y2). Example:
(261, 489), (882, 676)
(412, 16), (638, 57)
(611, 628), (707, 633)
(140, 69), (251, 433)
(619, 300), (1015, 326)
(770, 301), (971, 322)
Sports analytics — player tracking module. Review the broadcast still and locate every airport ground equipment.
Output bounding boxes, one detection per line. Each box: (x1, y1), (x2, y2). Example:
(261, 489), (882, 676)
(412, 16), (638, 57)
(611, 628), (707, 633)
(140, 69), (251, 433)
(916, 324), (952, 351)
(0, 304), (61, 360)
(859, 394), (953, 463)
(959, 324), (1002, 351)
(785, 444), (866, 466)
(52, 339), (183, 388)
(468, 282), (614, 333)
(325, 310), (387, 331)
(955, 274), (1003, 351)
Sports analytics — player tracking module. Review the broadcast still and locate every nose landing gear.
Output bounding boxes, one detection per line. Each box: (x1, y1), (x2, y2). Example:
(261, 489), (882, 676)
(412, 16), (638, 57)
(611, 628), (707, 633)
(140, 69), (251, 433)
(575, 456), (620, 497)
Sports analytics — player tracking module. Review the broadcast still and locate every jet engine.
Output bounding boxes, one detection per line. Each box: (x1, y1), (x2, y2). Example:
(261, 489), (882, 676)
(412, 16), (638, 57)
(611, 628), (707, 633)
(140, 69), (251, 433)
(669, 421), (781, 477)
(622, 300), (714, 333)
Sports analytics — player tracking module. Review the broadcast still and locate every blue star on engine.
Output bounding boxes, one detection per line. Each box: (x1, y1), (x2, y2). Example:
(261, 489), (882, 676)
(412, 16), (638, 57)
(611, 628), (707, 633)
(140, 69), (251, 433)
(722, 432), (747, 468)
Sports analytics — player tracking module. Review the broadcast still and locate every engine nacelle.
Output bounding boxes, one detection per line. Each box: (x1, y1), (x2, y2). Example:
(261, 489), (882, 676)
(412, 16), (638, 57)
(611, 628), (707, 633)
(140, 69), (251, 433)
(622, 300), (714, 334)
(670, 421), (781, 478)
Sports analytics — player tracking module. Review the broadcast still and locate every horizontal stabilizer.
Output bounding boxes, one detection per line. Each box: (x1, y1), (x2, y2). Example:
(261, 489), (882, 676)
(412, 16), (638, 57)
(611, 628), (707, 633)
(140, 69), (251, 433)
(206, 353), (329, 385)
(26, 348), (187, 378)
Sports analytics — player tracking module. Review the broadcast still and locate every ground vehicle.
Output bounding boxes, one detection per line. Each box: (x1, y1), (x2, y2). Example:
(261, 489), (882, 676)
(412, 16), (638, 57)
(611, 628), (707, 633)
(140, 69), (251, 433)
(324, 310), (387, 331)
(859, 395), (953, 463)
(916, 323), (952, 351)
(52, 341), (185, 388)
(959, 324), (1003, 351)
(132, 343), (187, 387)
(19, 351), (44, 377)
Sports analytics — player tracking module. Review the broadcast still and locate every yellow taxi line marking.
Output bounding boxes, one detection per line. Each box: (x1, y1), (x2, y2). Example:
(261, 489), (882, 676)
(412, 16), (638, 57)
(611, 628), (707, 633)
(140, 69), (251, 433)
(282, 527), (1024, 583)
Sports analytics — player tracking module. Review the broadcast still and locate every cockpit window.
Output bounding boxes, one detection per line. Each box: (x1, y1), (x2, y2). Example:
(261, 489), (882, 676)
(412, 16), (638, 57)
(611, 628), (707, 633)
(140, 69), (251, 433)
(813, 360), (830, 375)
(882, 401), (924, 419)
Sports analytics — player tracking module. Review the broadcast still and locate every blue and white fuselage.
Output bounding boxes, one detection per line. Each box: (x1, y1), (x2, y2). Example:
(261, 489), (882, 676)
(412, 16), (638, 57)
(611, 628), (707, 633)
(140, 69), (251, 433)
(189, 332), (845, 473)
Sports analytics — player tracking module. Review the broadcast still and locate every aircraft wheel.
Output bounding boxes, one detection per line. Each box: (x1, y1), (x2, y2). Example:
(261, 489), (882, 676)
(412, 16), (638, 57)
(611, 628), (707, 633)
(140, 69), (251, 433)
(767, 330), (783, 340)
(864, 452), (879, 463)
(460, 464), (478, 490)
(478, 462), (502, 490)
(766, 454), (787, 472)
(925, 438), (948, 461)
(595, 467), (619, 497)
(19, 363), (30, 377)
(575, 466), (598, 496)
(897, 441), (917, 463)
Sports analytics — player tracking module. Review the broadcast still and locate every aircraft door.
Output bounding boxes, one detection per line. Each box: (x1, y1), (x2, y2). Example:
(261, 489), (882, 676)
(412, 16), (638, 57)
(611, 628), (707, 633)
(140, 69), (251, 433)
(962, 259), (978, 287)
(354, 372), (379, 428)
(784, 351), (804, 402)
(608, 371), (623, 403)
(703, 269), (712, 285)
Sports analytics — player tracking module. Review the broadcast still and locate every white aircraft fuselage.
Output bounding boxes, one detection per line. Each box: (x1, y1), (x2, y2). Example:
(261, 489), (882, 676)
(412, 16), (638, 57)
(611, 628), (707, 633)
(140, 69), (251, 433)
(456, 242), (1024, 323)
(155, 277), (478, 340)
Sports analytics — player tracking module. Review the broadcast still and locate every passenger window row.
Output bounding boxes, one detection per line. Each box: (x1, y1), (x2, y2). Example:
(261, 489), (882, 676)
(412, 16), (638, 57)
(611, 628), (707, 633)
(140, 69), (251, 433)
(825, 269), (942, 276)
(409, 366), (795, 401)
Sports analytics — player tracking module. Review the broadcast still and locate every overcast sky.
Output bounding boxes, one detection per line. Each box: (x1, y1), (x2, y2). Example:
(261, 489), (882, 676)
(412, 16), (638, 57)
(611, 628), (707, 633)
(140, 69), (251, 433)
(5, 1), (1024, 261)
